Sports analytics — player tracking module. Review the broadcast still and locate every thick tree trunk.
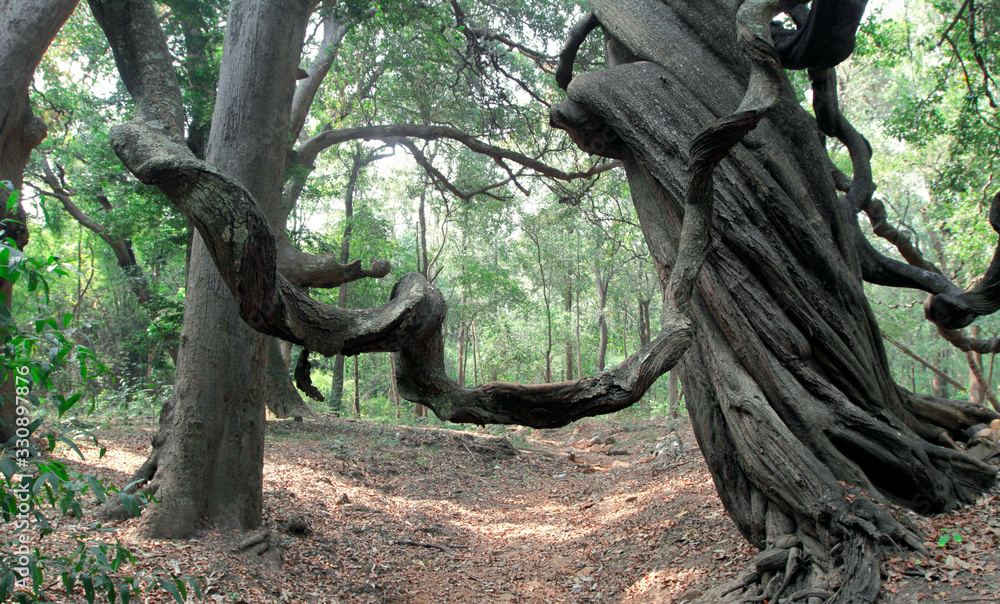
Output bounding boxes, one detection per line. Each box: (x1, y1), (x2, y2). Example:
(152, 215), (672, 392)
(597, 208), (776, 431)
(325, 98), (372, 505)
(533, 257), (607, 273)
(551, 1), (998, 600)
(92, 0), (314, 537)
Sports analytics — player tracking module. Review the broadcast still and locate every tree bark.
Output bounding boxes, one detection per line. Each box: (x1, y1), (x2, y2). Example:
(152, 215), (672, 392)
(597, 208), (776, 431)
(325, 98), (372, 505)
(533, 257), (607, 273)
(90, 0), (315, 537)
(550, 1), (997, 600)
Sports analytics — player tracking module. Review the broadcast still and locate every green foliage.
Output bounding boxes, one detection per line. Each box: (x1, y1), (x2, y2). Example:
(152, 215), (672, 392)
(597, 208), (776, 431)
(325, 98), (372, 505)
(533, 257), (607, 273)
(936, 529), (963, 547)
(1, 188), (198, 603)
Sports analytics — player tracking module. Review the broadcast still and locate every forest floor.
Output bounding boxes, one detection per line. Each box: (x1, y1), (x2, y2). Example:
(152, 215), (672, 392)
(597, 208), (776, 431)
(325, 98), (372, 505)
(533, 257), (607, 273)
(27, 414), (1000, 604)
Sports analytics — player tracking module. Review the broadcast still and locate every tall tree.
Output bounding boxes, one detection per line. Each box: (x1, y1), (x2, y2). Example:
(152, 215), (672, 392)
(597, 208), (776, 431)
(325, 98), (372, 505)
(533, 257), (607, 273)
(84, 0), (611, 535)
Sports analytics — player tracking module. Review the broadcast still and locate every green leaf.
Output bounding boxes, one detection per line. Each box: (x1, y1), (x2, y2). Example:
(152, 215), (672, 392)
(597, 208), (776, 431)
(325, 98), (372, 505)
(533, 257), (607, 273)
(55, 393), (83, 416)
(118, 493), (142, 517)
(937, 534), (951, 547)
(62, 571), (76, 594)
(39, 460), (70, 481)
(86, 475), (107, 503)
(0, 457), (19, 480)
(5, 190), (19, 212)
(156, 576), (184, 603)
(82, 574), (96, 604)
(187, 576), (203, 599)
(26, 417), (43, 437)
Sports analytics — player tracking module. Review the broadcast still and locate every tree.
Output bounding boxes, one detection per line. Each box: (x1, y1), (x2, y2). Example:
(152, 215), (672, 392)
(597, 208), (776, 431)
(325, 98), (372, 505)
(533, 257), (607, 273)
(82, 0), (611, 536)
(0, 0), (80, 443)
(546, 0), (999, 601)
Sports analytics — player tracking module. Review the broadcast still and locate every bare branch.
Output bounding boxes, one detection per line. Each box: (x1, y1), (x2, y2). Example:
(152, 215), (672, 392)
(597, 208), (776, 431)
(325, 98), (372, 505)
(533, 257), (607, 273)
(926, 192), (1000, 328)
(555, 13), (599, 91)
(31, 155), (154, 303)
(289, 10), (368, 143)
(881, 331), (966, 392)
(937, 324), (1000, 354)
(276, 239), (390, 288)
(295, 123), (615, 183)
(398, 139), (507, 202)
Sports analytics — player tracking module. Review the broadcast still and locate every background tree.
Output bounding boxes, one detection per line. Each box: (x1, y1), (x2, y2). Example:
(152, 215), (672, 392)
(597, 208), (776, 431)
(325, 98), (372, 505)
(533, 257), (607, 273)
(0, 0), (80, 443)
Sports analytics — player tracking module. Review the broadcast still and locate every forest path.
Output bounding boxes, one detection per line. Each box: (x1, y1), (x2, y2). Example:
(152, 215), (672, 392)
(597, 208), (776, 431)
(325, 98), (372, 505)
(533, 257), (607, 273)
(47, 415), (1000, 603)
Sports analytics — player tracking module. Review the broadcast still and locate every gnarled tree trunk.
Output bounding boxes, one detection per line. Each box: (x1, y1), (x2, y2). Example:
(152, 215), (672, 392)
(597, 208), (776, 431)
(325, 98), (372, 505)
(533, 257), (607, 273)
(550, 1), (998, 601)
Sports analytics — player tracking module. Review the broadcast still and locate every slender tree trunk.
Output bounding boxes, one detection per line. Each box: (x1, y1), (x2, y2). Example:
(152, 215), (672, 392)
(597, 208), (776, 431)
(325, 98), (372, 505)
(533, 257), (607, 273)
(596, 275), (609, 371)
(471, 321), (479, 386)
(575, 284), (583, 377)
(933, 349), (950, 398)
(330, 147), (366, 413)
(638, 298), (651, 347)
(968, 325), (985, 405)
(527, 227), (552, 382)
(352, 355), (360, 416)
(564, 281), (574, 381)
(457, 322), (467, 387)
(418, 187), (430, 280)
(388, 353), (401, 417)
(667, 369), (681, 418)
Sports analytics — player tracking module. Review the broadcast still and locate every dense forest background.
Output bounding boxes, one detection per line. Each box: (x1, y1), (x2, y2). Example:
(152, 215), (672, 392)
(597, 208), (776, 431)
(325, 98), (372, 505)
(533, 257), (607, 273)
(9, 0), (1000, 419)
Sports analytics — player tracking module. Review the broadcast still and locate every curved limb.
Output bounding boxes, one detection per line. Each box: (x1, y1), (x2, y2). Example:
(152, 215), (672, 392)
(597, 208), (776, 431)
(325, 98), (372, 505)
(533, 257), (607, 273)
(554, 12), (598, 90)
(771, 0), (869, 70)
(393, 275), (692, 427)
(926, 192), (1000, 328)
(810, 65), (983, 327)
(109, 123), (444, 357)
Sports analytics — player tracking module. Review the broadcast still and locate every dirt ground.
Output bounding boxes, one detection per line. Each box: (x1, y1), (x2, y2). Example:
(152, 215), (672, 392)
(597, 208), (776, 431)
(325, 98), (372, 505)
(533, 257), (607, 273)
(21, 414), (1000, 603)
